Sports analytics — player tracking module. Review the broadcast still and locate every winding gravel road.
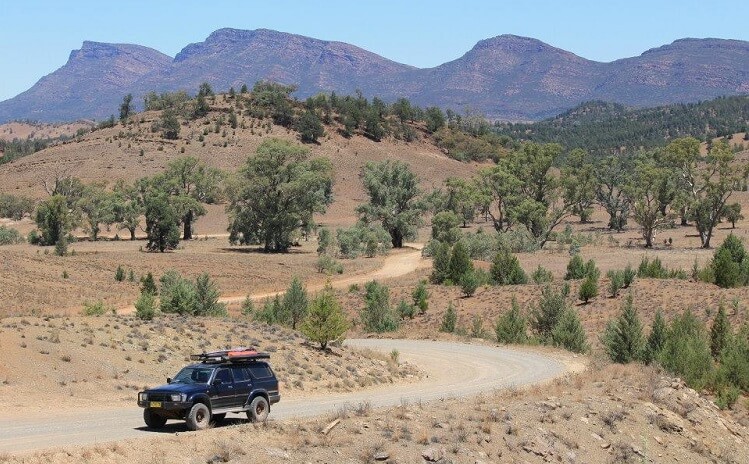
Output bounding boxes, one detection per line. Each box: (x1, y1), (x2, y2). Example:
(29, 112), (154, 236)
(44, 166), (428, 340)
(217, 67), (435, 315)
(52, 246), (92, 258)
(0, 339), (566, 454)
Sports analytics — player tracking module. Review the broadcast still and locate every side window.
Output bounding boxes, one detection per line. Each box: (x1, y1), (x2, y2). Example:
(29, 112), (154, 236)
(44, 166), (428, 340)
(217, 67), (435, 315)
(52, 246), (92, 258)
(232, 366), (249, 382)
(214, 368), (232, 384)
(248, 363), (272, 379)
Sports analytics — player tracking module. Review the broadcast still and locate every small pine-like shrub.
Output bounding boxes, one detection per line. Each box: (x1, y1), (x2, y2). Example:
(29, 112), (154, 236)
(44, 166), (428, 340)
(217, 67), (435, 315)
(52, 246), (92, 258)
(440, 302), (457, 333)
(606, 270), (624, 297)
(490, 249), (528, 285)
(622, 264), (636, 288)
(140, 272), (158, 296)
(114, 265), (126, 282)
(300, 284), (349, 350)
(602, 294), (645, 363)
(659, 309), (713, 390)
(360, 281), (398, 333)
(470, 314), (484, 338)
(240, 296), (255, 317)
(397, 299), (416, 320)
(412, 280), (429, 315)
(564, 254), (586, 280)
(495, 297), (527, 344)
(531, 265), (553, 284)
(135, 292), (157, 321)
(578, 275), (598, 303)
(550, 309), (588, 353)
(460, 270), (479, 297)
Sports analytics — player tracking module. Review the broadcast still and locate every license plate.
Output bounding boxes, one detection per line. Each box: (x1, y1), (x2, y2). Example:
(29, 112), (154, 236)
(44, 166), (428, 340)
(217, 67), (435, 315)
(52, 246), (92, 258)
(149, 401), (162, 408)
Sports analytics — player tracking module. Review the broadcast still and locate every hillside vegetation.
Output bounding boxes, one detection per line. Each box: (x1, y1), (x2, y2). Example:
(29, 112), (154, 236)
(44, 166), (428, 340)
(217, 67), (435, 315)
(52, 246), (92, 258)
(494, 95), (749, 155)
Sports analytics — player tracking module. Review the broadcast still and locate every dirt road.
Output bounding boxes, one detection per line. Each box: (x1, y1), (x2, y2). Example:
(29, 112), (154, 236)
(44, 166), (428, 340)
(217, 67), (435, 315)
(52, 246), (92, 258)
(119, 244), (426, 313)
(0, 339), (568, 454)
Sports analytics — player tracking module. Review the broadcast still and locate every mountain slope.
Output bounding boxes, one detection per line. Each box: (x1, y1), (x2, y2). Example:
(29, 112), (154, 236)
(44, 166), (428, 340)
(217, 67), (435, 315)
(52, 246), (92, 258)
(1, 30), (748, 123)
(0, 42), (171, 122)
(132, 28), (415, 99)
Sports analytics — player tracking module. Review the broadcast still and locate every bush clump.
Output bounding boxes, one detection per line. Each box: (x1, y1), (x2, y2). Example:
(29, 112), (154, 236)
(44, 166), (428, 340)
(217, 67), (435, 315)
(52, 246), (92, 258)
(0, 226), (24, 245)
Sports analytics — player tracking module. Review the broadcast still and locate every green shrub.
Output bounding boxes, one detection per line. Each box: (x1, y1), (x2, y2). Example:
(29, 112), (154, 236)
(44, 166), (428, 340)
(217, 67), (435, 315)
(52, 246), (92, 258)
(470, 314), (484, 338)
(490, 249), (528, 285)
(715, 385), (741, 410)
(531, 265), (553, 284)
(460, 270), (479, 297)
(440, 302), (457, 333)
(431, 211), (462, 245)
(397, 299), (416, 319)
(448, 242), (473, 283)
(710, 303), (730, 359)
(282, 276), (308, 329)
(360, 281), (398, 333)
(82, 300), (108, 316)
(256, 295), (283, 325)
(531, 285), (569, 341)
(300, 283), (349, 350)
(140, 272), (158, 296)
(430, 241), (452, 284)
(114, 265), (126, 282)
(602, 294), (645, 363)
(240, 296), (254, 317)
(578, 275), (598, 303)
(711, 234), (749, 288)
(194, 273), (227, 317)
(412, 280), (429, 315)
(659, 309), (713, 390)
(622, 264), (636, 288)
(495, 297), (527, 344)
(159, 271), (198, 315)
(336, 223), (391, 258)
(27, 230), (41, 245)
(564, 254), (586, 280)
(550, 309), (588, 353)
(135, 292), (157, 321)
(0, 226), (24, 245)
(606, 270), (624, 297)
(643, 310), (667, 365)
(316, 254), (343, 274)
(637, 257), (687, 279)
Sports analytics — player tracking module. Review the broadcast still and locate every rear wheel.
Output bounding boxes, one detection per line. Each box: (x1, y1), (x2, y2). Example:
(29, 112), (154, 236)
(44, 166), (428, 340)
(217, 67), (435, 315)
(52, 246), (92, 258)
(186, 403), (210, 431)
(143, 408), (167, 428)
(247, 397), (269, 423)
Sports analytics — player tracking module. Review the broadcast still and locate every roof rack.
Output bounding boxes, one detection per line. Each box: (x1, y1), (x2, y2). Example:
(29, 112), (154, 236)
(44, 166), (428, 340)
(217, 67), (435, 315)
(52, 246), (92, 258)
(190, 347), (271, 363)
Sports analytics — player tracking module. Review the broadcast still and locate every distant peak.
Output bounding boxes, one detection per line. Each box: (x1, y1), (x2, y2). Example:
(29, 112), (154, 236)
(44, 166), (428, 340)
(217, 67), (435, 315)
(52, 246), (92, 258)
(470, 34), (551, 53)
(642, 37), (749, 56)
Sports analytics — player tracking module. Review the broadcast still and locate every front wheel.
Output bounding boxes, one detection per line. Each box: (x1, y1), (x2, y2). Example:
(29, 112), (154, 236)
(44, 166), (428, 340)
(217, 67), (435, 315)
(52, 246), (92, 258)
(143, 408), (167, 428)
(247, 396), (269, 423)
(186, 403), (210, 431)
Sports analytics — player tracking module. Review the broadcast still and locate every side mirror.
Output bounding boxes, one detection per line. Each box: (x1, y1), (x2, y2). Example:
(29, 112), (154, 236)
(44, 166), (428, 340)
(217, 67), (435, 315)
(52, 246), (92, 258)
(213, 379), (223, 386)
(166, 377), (172, 384)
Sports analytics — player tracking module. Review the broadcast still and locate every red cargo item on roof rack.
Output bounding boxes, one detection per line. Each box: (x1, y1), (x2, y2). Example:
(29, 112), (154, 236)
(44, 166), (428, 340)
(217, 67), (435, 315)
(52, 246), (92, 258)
(190, 347), (271, 363)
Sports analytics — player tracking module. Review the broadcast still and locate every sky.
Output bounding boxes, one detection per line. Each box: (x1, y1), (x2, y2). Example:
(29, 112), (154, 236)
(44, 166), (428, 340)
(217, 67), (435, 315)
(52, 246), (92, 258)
(1, 0), (748, 101)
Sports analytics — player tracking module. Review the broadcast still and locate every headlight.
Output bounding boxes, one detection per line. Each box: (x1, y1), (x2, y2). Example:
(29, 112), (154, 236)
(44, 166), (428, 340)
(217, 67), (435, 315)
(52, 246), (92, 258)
(139, 393), (147, 402)
(170, 393), (186, 402)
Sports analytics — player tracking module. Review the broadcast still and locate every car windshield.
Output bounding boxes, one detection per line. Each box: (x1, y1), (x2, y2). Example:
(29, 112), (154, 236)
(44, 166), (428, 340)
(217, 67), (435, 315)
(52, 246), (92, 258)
(171, 367), (214, 384)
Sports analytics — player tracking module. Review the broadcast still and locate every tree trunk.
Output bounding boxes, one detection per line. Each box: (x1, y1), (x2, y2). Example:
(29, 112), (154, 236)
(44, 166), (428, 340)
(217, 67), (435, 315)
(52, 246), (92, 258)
(183, 210), (193, 240)
(391, 229), (403, 248)
(129, 227), (136, 240)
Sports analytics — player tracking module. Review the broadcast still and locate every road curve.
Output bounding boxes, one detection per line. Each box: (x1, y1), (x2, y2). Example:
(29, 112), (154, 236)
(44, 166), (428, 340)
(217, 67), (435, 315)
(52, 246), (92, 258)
(0, 339), (567, 454)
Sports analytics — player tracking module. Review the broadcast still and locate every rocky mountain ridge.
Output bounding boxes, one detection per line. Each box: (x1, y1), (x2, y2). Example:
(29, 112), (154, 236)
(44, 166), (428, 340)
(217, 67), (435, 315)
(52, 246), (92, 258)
(1, 28), (747, 122)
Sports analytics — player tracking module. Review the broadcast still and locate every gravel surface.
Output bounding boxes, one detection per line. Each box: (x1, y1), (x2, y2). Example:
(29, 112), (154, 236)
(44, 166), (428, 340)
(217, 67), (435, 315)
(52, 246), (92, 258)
(0, 339), (566, 454)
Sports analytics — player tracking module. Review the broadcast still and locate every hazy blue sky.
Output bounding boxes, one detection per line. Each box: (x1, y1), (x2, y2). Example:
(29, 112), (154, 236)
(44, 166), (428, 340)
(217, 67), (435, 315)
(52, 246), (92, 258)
(1, 0), (747, 101)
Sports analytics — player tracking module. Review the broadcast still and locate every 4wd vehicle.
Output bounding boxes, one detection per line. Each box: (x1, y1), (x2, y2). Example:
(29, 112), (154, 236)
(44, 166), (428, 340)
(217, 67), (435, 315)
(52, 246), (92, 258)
(137, 348), (280, 430)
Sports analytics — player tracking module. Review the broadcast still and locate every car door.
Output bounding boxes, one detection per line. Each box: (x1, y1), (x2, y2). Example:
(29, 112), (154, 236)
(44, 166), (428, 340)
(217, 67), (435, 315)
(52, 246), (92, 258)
(231, 365), (252, 407)
(210, 368), (235, 410)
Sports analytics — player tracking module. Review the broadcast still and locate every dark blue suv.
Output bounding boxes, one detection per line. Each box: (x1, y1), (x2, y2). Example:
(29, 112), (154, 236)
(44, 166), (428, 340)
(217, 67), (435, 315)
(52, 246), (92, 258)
(137, 349), (280, 430)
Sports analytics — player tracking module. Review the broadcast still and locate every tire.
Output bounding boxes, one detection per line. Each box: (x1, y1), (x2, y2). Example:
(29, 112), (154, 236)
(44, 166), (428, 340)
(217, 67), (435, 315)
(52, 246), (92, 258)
(211, 413), (226, 423)
(186, 403), (210, 431)
(143, 408), (167, 428)
(247, 396), (269, 423)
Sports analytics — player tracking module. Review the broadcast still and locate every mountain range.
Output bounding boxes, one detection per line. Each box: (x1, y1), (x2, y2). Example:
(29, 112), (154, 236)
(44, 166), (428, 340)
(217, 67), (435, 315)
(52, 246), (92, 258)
(1, 28), (748, 123)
